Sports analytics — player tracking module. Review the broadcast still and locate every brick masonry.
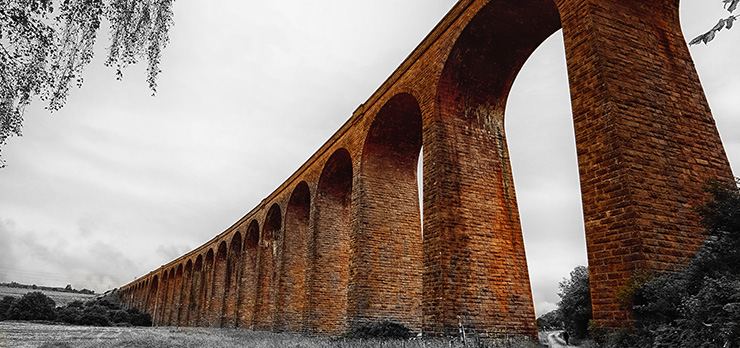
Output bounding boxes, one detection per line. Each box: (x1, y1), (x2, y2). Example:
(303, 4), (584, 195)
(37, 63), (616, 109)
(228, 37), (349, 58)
(118, 0), (734, 337)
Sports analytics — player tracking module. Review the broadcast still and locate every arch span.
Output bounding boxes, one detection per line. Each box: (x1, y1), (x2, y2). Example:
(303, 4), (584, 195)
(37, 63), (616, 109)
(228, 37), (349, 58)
(350, 93), (423, 331)
(276, 181), (311, 332)
(307, 149), (353, 335)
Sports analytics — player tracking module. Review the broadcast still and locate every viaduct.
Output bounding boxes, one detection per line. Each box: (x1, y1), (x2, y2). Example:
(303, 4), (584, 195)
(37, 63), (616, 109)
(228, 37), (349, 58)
(118, 0), (734, 338)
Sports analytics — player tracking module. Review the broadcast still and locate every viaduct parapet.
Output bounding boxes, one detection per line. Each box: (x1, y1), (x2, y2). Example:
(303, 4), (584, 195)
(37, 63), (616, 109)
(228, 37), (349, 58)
(119, 0), (735, 337)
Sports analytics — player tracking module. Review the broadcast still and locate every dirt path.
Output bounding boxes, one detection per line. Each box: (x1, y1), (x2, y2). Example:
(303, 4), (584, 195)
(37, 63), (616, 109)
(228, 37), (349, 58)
(547, 331), (579, 348)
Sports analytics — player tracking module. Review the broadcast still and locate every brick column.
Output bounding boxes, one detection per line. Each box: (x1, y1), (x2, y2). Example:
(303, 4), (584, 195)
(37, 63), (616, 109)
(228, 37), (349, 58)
(555, 0), (734, 328)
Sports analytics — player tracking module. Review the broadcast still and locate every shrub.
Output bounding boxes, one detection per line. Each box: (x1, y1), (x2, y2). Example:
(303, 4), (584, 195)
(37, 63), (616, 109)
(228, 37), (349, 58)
(126, 307), (152, 326)
(77, 305), (111, 326)
(346, 320), (413, 339)
(622, 179), (740, 347)
(0, 296), (18, 321)
(6, 292), (56, 321)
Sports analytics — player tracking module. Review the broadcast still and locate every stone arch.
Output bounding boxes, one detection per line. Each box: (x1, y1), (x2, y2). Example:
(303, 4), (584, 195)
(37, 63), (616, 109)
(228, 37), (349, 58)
(155, 270), (170, 326)
(210, 241), (228, 327)
(238, 220), (260, 328)
(190, 254), (204, 327)
(223, 231), (243, 327)
(425, 0), (562, 336)
(180, 260), (193, 326)
(147, 275), (159, 317)
(255, 203), (282, 330)
(351, 92), (423, 330)
(307, 148), (353, 334)
(200, 248), (215, 326)
(165, 267), (177, 325)
(172, 264), (184, 325)
(275, 181), (311, 332)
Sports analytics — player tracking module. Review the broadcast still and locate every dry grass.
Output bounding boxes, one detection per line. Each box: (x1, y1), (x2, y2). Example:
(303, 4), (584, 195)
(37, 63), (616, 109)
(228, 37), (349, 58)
(0, 322), (541, 348)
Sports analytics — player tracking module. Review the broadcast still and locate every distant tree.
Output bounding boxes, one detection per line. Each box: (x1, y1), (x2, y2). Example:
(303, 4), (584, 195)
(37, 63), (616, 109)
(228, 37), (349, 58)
(0, 0), (176, 167)
(6, 291), (56, 321)
(557, 265), (592, 339)
(691, 0), (739, 45)
(536, 309), (564, 331)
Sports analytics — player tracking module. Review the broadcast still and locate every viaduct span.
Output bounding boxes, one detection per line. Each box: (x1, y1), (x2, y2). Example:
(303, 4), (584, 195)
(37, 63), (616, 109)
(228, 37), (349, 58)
(119, 0), (734, 337)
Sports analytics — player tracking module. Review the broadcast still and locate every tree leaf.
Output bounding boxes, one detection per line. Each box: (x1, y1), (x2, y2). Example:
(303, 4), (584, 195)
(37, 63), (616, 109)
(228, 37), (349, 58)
(703, 30), (716, 44)
(689, 35), (705, 46)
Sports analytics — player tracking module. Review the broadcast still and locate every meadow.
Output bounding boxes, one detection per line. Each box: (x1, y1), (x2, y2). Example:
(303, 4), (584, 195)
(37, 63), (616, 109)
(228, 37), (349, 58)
(0, 322), (548, 348)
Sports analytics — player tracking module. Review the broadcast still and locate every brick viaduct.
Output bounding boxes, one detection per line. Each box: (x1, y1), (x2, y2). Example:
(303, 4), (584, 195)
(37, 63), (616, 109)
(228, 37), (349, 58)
(118, 0), (734, 338)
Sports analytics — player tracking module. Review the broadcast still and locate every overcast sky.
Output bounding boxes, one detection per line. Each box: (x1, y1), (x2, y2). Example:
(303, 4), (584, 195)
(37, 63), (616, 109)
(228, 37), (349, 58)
(1, 0), (738, 318)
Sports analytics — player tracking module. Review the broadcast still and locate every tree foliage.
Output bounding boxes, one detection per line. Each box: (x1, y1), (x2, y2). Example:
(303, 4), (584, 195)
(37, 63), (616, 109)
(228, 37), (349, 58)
(6, 291), (57, 321)
(0, 0), (175, 167)
(557, 265), (592, 339)
(690, 0), (739, 45)
(591, 179), (740, 347)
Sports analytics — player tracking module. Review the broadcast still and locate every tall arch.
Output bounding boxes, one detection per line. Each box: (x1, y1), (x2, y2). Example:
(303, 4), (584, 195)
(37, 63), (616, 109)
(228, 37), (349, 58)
(425, 0), (562, 336)
(254, 203), (282, 330)
(190, 254), (204, 327)
(238, 220), (260, 328)
(180, 260), (193, 326)
(350, 93), (423, 331)
(171, 264), (184, 325)
(200, 249), (215, 326)
(147, 275), (159, 318)
(307, 148), (353, 335)
(209, 241), (228, 327)
(275, 181), (311, 332)
(165, 267), (177, 325)
(223, 232), (243, 327)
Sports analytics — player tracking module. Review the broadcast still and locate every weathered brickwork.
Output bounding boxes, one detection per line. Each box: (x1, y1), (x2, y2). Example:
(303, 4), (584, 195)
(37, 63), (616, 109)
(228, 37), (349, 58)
(118, 0), (734, 337)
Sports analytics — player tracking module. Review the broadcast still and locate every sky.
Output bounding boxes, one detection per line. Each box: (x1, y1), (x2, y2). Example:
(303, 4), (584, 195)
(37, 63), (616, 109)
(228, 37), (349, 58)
(0, 0), (738, 318)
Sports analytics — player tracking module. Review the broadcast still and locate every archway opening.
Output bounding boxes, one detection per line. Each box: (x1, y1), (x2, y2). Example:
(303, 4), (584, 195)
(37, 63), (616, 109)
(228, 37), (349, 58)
(239, 220), (260, 328)
(430, 0), (562, 336)
(224, 232), (242, 327)
(277, 181), (311, 332)
(504, 30), (587, 319)
(255, 204), (281, 330)
(309, 148), (352, 334)
(355, 93), (422, 330)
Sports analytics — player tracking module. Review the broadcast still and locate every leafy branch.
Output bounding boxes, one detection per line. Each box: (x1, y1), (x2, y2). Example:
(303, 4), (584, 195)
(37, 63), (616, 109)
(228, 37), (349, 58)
(690, 0), (739, 45)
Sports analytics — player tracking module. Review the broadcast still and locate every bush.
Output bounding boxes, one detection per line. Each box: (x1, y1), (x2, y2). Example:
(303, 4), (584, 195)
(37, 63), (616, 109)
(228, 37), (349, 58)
(346, 320), (413, 339)
(0, 296), (18, 321)
(616, 179), (740, 347)
(6, 292), (56, 321)
(77, 305), (111, 326)
(55, 306), (82, 325)
(126, 308), (152, 326)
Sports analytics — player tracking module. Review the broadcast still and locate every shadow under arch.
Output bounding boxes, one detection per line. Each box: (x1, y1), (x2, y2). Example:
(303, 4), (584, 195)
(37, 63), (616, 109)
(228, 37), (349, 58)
(255, 204), (282, 330)
(238, 219), (260, 328)
(307, 148), (352, 335)
(190, 254), (204, 327)
(350, 92), (423, 331)
(427, 0), (562, 337)
(276, 181), (311, 332)
(223, 231), (242, 327)
(180, 259), (193, 326)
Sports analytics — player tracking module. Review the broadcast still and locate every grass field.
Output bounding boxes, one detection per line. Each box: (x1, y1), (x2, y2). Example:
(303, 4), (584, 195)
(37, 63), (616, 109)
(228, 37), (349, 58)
(0, 322), (545, 348)
(0, 286), (97, 307)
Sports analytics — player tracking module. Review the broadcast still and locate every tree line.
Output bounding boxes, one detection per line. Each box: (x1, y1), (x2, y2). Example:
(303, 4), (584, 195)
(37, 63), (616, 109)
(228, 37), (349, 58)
(0, 290), (151, 327)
